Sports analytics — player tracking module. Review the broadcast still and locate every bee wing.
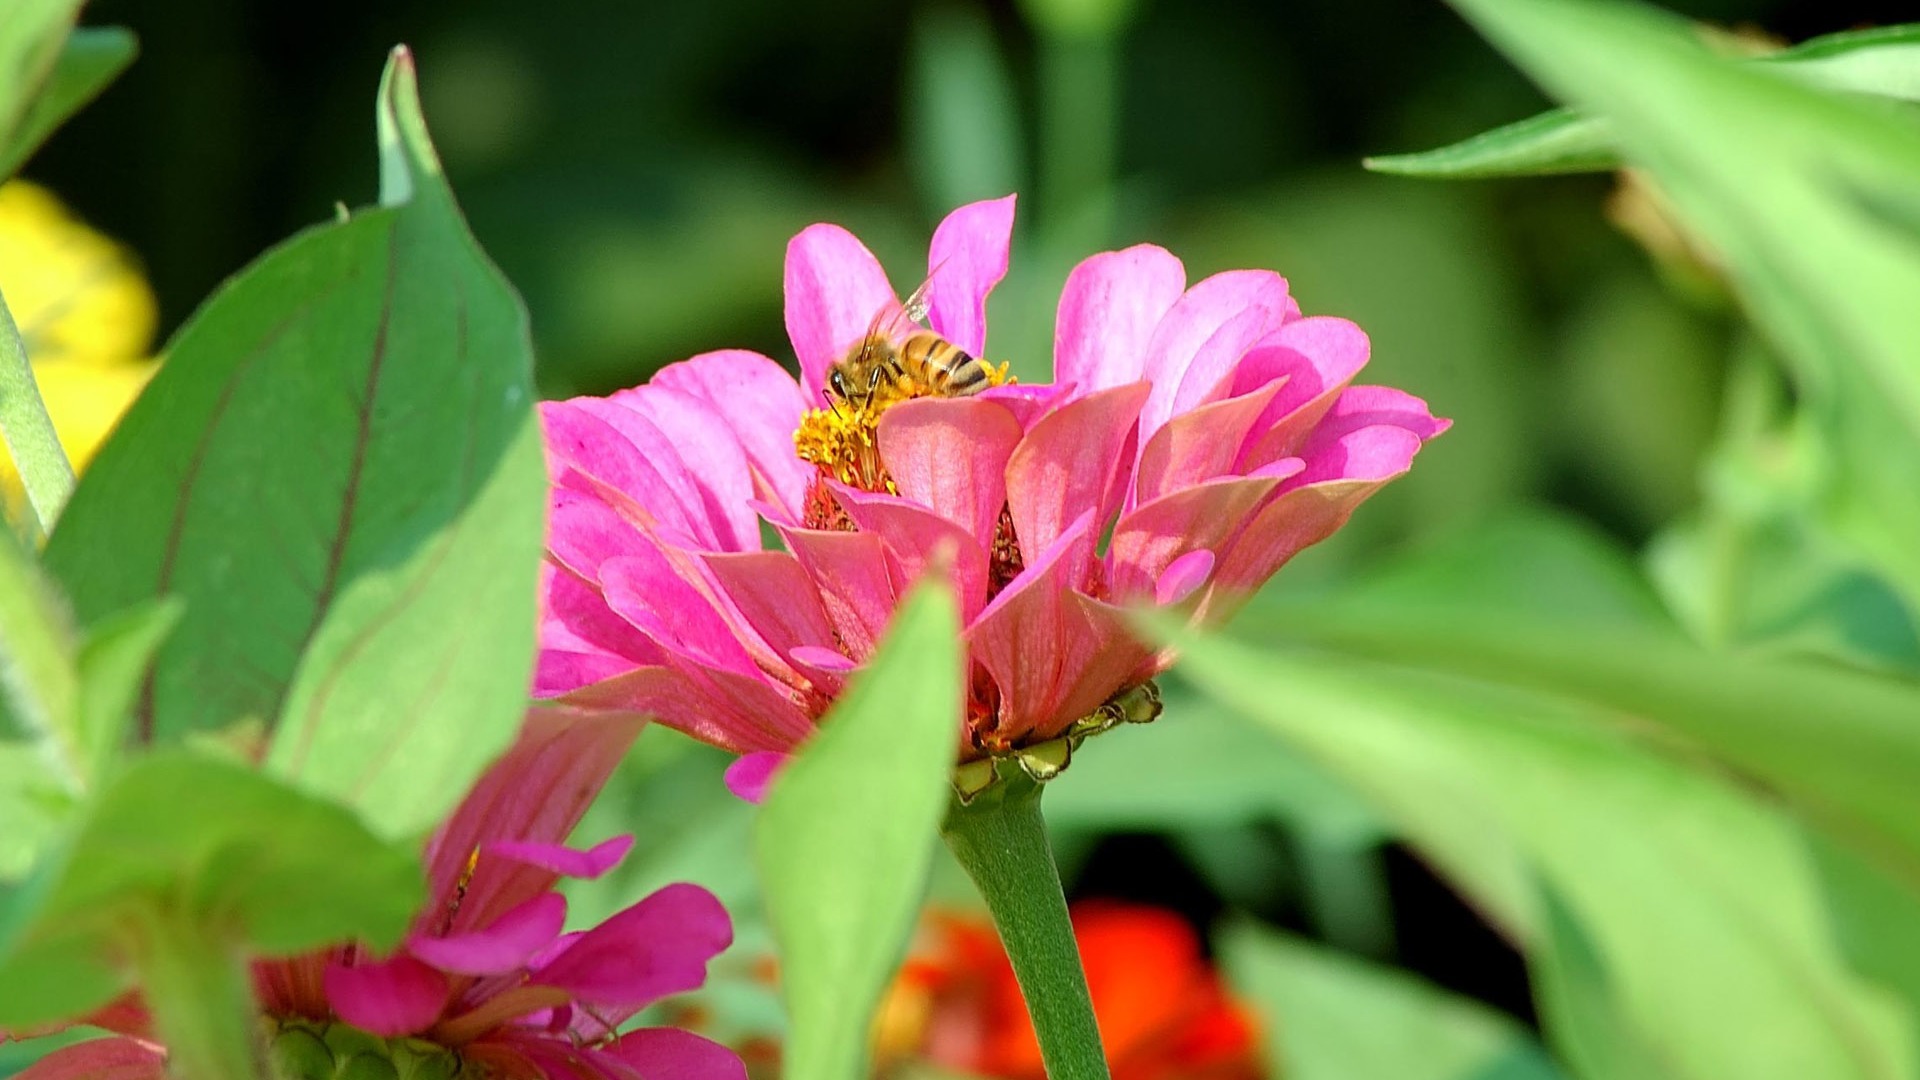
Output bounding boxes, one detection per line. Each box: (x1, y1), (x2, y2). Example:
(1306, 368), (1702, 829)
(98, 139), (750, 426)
(898, 257), (950, 325)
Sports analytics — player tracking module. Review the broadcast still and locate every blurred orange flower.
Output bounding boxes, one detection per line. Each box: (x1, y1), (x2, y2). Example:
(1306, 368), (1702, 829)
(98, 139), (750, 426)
(878, 901), (1267, 1080)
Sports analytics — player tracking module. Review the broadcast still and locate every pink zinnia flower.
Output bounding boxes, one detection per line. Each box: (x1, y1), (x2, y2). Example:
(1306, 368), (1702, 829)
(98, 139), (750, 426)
(540, 195), (1446, 795)
(15, 708), (744, 1080)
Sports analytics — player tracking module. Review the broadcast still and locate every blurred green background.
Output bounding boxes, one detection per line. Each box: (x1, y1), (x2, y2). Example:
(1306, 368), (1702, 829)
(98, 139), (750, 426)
(14, 0), (1911, 1067)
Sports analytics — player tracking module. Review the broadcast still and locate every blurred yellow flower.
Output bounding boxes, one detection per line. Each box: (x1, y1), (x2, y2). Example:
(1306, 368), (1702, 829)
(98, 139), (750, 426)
(0, 179), (159, 505)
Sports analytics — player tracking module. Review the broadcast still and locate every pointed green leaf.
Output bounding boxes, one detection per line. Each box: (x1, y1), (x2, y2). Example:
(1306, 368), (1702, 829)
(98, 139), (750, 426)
(1170, 628), (1910, 1080)
(1367, 23), (1920, 178)
(42, 49), (546, 839)
(0, 26), (136, 179)
(0, 1), (82, 160)
(755, 583), (963, 1080)
(0, 750), (421, 1028)
(0, 521), (77, 771)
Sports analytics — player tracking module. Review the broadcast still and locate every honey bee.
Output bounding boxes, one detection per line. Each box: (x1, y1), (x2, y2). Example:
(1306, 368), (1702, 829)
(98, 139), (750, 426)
(824, 277), (1000, 410)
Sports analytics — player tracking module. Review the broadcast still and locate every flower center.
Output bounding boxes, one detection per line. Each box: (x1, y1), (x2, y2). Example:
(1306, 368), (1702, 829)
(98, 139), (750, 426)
(792, 362), (1013, 521)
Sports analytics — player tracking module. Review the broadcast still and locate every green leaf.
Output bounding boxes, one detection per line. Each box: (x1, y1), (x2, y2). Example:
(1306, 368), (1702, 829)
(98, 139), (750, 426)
(0, 750), (421, 1028)
(0, 26), (136, 179)
(1367, 23), (1920, 178)
(1169, 629), (1910, 1080)
(0, 0), (81, 162)
(1531, 888), (1677, 1080)
(72, 599), (182, 784)
(1256, 517), (1920, 923)
(755, 583), (963, 1080)
(0, 519), (77, 778)
(1434, 1), (1920, 622)
(1221, 921), (1567, 1080)
(42, 49), (546, 840)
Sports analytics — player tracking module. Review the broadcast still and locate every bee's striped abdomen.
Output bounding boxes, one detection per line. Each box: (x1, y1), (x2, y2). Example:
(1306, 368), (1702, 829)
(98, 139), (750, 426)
(900, 332), (992, 397)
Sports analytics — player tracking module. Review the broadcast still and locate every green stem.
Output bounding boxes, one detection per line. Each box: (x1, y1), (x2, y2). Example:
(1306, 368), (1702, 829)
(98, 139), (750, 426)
(942, 776), (1110, 1080)
(0, 285), (74, 538)
(131, 907), (272, 1080)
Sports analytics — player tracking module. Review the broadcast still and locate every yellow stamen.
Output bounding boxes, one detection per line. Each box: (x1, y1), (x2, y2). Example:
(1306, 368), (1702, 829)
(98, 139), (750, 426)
(792, 362), (1013, 498)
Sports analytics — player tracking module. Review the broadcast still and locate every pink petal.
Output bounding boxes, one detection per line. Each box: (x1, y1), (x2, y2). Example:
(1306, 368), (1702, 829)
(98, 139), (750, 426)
(407, 893), (568, 976)
(878, 397), (1024, 549)
(1138, 270), (1292, 440)
(831, 485), (991, 624)
(603, 1028), (749, 1080)
(544, 489), (650, 585)
(650, 349), (813, 519)
(1107, 474), (1286, 603)
(1054, 245), (1187, 396)
(1286, 417), (1434, 490)
(1156, 549), (1216, 606)
(1004, 382), (1148, 566)
(15, 1038), (167, 1080)
(533, 883), (733, 1012)
(980, 382), (1071, 430)
(422, 708), (646, 935)
(1236, 317), (1375, 468)
(790, 644), (857, 672)
(599, 550), (761, 677)
(724, 751), (790, 804)
(968, 514), (1152, 745)
(487, 835), (635, 880)
(1133, 379), (1286, 504)
(542, 400), (718, 551)
(540, 561), (660, 670)
(785, 223), (897, 401)
(324, 954), (449, 1037)
(604, 385), (759, 552)
(1209, 471), (1409, 616)
(924, 194), (1016, 356)
(777, 526), (898, 661)
(560, 662), (815, 755)
(700, 550), (839, 689)
(533, 649), (634, 699)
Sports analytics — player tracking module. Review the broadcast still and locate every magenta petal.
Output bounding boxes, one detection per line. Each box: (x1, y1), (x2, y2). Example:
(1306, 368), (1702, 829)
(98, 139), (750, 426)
(423, 708), (646, 935)
(1210, 473), (1402, 613)
(533, 883), (733, 1011)
(785, 223), (897, 401)
(603, 385), (759, 552)
(1133, 379), (1286, 504)
(650, 349), (813, 519)
(969, 514), (1150, 743)
(562, 663), (812, 755)
(407, 893), (567, 976)
(1107, 475), (1284, 603)
(1237, 317), (1375, 467)
(878, 397), (1024, 548)
(603, 1028), (749, 1080)
(778, 526), (898, 661)
(1138, 270), (1292, 438)
(724, 751), (790, 804)
(487, 835), (635, 880)
(1287, 420), (1431, 489)
(1054, 245), (1186, 396)
(831, 485), (991, 623)
(924, 194), (1016, 356)
(547, 398), (722, 551)
(15, 1038), (168, 1080)
(1005, 382), (1149, 565)
(790, 644), (857, 672)
(541, 561), (659, 670)
(599, 549), (760, 677)
(324, 955), (449, 1037)
(1156, 549), (1215, 606)
(701, 550), (838, 685)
